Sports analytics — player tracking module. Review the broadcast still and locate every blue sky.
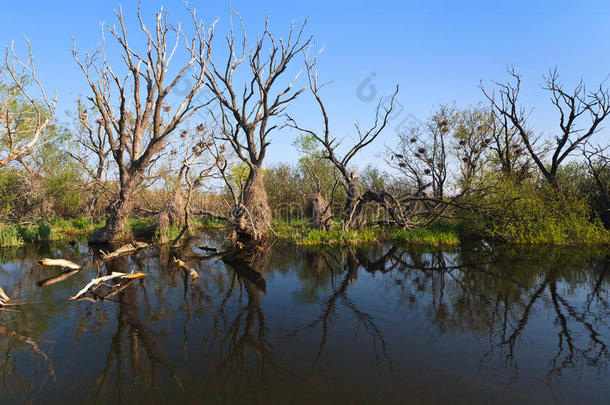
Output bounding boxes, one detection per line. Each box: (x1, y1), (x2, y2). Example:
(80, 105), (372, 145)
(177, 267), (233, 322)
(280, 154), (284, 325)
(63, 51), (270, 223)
(2, 0), (610, 168)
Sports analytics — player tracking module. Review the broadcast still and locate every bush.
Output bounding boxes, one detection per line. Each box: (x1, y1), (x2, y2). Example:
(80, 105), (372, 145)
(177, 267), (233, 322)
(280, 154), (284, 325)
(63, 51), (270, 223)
(460, 177), (610, 245)
(37, 222), (51, 242)
(0, 225), (24, 247)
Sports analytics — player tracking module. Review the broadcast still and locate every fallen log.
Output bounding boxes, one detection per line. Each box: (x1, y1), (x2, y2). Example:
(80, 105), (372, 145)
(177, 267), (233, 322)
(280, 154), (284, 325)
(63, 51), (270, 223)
(38, 258), (82, 270)
(0, 286), (9, 304)
(70, 272), (146, 300)
(173, 257), (200, 283)
(100, 241), (149, 261)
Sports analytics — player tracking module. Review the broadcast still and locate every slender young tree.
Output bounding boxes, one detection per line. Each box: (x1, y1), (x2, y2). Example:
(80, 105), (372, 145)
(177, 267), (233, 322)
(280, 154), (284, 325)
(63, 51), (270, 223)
(204, 15), (312, 243)
(73, 5), (214, 243)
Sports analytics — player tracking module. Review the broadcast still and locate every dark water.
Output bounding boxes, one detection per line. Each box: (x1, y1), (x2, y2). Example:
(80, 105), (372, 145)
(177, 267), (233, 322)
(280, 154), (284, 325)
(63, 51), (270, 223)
(0, 235), (609, 404)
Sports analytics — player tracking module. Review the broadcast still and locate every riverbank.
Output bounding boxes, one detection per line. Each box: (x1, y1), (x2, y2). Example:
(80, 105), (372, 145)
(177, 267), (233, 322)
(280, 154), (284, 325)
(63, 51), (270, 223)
(1, 215), (609, 248)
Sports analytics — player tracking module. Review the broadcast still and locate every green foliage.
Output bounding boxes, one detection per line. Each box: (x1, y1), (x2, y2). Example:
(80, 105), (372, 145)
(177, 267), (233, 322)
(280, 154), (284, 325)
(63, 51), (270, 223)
(265, 163), (304, 218)
(0, 224), (24, 247)
(0, 169), (23, 219)
(0, 216), (102, 248)
(299, 228), (378, 245)
(126, 217), (156, 238)
(37, 222), (51, 242)
(460, 176), (610, 245)
(154, 223), (182, 242)
(390, 227), (460, 246)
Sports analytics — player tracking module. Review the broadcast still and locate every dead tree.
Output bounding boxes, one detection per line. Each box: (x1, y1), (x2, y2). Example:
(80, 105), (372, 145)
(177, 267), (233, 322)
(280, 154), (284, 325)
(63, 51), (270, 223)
(73, 5), (214, 243)
(66, 99), (112, 219)
(0, 38), (56, 168)
(287, 54), (398, 230)
(483, 68), (610, 189)
(204, 15), (311, 244)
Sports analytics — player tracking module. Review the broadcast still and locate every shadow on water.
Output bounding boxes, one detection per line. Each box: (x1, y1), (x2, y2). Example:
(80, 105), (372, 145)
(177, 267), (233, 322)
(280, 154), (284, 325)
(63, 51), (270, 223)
(0, 236), (609, 404)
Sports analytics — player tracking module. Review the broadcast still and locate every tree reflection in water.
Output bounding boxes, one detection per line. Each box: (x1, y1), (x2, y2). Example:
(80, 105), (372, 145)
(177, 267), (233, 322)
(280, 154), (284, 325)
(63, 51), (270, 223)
(0, 240), (608, 403)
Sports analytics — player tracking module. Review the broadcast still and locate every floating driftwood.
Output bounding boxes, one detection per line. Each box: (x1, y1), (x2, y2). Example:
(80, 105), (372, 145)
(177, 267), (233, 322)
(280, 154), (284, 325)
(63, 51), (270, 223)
(100, 241), (149, 260)
(70, 272), (146, 300)
(38, 258), (82, 270)
(37, 268), (81, 287)
(198, 245), (217, 252)
(173, 258), (199, 283)
(0, 286), (9, 305)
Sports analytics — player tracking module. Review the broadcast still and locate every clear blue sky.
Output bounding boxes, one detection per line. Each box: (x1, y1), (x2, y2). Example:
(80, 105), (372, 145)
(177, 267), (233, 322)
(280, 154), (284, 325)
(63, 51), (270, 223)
(2, 0), (610, 167)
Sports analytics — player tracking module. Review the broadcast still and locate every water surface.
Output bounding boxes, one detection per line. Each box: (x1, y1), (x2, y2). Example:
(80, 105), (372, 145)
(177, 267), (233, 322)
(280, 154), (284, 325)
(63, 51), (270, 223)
(0, 237), (609, 404)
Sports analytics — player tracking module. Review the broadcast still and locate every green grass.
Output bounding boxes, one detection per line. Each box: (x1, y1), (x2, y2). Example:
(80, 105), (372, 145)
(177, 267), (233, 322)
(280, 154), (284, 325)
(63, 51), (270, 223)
(299, 228), (378, 245)
(389, 227), (460, 246)
(155, 223), (182, 242)
(272, 217), (462, 247)
(0, 225), (24, 247)
(0, 217), (103, 247)
(126, 217), (157, 238)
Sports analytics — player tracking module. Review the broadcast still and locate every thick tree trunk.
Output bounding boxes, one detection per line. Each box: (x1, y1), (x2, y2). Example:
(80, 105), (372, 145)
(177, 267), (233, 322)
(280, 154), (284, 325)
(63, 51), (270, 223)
(305, 191), (332, 230)
(89, 177), (138, 244)
(233, 167), (271, 243)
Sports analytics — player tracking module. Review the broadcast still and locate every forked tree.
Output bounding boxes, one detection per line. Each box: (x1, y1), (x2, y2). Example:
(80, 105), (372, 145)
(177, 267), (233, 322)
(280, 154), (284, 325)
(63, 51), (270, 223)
(73, 6), (214, 243)
(1, 38), (57, 168)
(482, 68), (610, 189)
(204, 15), (311, 243)
(287, 54), (398, 230)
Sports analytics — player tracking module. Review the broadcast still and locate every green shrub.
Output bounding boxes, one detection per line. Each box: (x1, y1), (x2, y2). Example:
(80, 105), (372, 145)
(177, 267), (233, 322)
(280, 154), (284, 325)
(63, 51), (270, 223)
(17, 225), (39, 243)
(0, 225), (24, 247)
(37, 222), (51, 242)
(460, 177), (610, 245)
(72, 216), (92, 230)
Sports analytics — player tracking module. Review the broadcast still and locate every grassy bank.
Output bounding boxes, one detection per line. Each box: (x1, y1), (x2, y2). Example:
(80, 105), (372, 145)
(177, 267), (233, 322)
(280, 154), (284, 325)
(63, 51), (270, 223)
(272, 218), (461, 246)
(271, 216), (610, 247)
(0, 217), (102, 247)
(0, 216), (230, 248)
(2, 214), (608, 249)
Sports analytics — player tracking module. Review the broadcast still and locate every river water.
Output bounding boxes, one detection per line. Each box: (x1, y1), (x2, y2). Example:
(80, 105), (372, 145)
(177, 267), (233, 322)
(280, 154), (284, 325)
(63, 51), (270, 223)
(0, 234), (608, 404)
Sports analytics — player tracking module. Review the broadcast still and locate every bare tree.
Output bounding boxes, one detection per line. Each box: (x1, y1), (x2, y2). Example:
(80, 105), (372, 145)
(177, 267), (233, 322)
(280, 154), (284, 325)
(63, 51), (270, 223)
(453, 106), (495, 188)
(485, 104), (532, 179)
(66, 99), (112, 219)
(482, 68), (610, 189)
(389, 106), (452, 199)
(0, 38), (57, 168)
(204, 14), (312, 244)
(287, 54), (398, 230)
(73, 5), (214, 243)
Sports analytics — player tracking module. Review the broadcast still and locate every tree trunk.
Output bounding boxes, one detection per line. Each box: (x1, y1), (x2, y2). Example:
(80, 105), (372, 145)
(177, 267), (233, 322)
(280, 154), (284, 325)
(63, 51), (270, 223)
(89, 177), (138, 244)
(342, 177), (362, 230)
(233, 167), (271, 243)
(305, 191), (332, 230)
